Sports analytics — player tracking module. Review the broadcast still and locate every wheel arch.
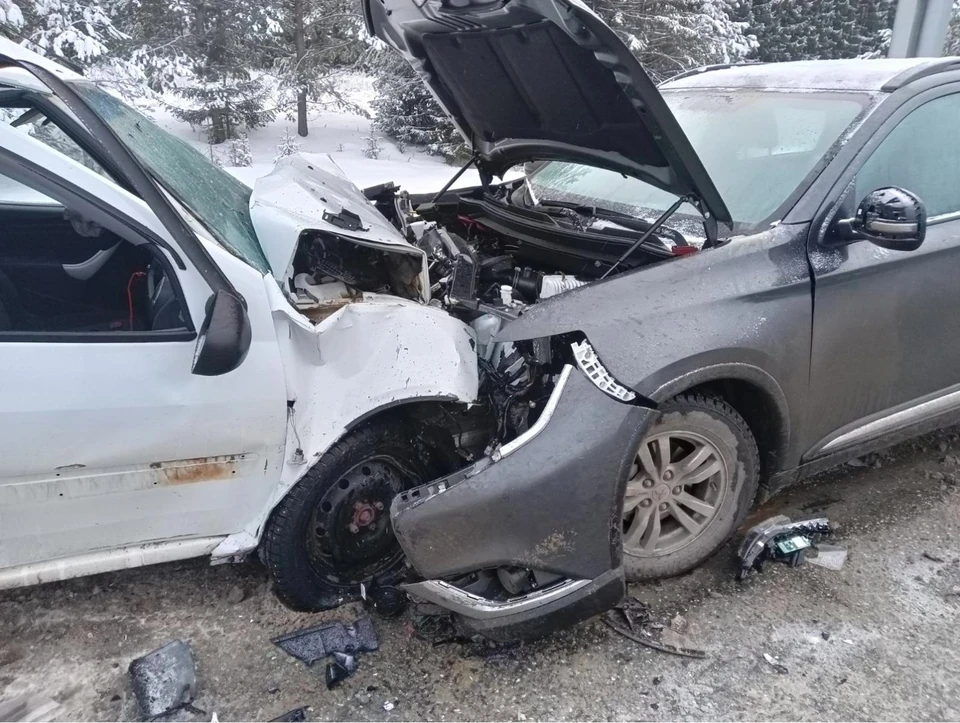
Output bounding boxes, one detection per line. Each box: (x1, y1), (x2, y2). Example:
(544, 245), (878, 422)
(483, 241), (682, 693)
(647, 363), (791, 485)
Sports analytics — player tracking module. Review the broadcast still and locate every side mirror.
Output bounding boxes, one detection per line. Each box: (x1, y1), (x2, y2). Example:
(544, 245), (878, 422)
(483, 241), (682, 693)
(837, 187), (926, 252)
(191, 289), (251, 376)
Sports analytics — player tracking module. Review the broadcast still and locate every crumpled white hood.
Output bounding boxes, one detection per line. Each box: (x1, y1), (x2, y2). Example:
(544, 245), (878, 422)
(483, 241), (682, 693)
(248, 153), (428, 298)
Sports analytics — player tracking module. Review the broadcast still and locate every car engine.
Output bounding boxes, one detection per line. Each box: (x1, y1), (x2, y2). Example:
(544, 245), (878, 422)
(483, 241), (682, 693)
(286, 178), (688, 460)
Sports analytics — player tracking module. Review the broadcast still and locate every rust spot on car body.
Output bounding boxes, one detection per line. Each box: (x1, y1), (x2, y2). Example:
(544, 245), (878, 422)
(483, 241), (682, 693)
(148, 455), (246, 486)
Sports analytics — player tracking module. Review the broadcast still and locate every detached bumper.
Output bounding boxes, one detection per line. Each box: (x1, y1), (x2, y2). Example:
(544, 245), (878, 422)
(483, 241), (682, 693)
(391, 365), (656, 639)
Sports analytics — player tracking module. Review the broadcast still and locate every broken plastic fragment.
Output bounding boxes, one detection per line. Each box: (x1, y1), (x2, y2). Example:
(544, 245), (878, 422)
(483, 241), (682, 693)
(273, 617), (378, 667)
(128, 639), (197, 719)
(325, 652), (359, 689)
(806, 543), (848, 571)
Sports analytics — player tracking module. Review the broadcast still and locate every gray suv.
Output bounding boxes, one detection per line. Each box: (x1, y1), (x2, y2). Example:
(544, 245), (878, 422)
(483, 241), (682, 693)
(348, 0), (960, 640)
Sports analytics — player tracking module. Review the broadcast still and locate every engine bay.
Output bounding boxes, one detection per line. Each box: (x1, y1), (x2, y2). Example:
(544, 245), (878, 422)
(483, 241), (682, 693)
(279, 177), (700, 461)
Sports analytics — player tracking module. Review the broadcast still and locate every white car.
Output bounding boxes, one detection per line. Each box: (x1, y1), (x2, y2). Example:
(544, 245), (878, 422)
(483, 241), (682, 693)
(0, 39), (479, 608)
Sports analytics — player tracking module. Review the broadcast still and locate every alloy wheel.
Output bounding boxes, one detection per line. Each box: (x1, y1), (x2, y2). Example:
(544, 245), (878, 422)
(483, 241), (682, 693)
(622, 430), (729, 557)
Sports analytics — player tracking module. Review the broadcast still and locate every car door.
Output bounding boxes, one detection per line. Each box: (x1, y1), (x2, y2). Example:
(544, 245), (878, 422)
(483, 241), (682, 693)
(0, 118), (288, 576)
(804, 85), (960, 459)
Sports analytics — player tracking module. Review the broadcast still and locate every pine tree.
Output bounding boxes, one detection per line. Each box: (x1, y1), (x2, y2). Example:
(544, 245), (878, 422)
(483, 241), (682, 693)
(274, 127), (301, 163)
(946, 0), (960, 55)
(166, 0), (276, 143)
(369, 48), (468, 160)
(582, 0), (757, 82)
(0, 0), (24, 30)
(268, 0), (366, 137)
(742, 0), (894, 62)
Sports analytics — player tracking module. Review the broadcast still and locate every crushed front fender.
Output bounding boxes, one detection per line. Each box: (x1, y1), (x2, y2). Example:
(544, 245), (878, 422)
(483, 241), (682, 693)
(391, 366), (656, 582)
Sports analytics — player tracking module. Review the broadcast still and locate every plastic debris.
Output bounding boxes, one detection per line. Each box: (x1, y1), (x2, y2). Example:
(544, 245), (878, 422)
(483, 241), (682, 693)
(762, 652), (789, 675)
(325, 652), (359, 689)
(273, 617), (378, 667)
(807, 544), (849, 570)
(270, 707), (307, 722)
(128, 639), (197, 720)
(361, 581), (408, 618)
(736, 515), (839, 580)
(603, 597), (706, 659)
(383, 701), (396, 712)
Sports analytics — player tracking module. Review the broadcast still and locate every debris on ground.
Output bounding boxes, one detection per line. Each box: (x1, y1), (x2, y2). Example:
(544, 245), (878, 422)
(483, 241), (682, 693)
(383, 700), (396, 712)
(128, 639), (197, 720)
(324, 652), (359, 689)
(762, 652), (789, 675)
(806, 544), (849, 570)
(604, 597), (706, 659)
(273, 617), (378, 667)
(0, 694), (63, 722)
(269, 706), (307, 722)
(361, 581), (408, 618)
(412, 606), (461, 646)
(736, 515), (839, 580)
(923, 551), (947, 563)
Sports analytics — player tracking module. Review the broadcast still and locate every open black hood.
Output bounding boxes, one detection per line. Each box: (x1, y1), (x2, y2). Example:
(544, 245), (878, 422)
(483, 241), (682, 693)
(363, 0), (731, 224)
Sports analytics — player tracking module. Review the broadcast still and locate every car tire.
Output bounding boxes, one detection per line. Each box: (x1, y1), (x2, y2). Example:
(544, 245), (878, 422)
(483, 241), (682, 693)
(262, 418), (448, 612)
(622, 393), (759, 582)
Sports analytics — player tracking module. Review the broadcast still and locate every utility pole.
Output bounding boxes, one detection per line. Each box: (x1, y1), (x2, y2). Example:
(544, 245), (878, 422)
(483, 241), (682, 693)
(888, 0), (953, 57)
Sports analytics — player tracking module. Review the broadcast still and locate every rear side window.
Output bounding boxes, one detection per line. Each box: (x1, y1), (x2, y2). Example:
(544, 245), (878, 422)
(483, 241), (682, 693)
(856, 93), (960, 218)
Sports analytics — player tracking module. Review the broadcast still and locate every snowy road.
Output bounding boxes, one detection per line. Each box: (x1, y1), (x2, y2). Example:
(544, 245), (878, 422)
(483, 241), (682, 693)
(2, 427), (960, 721)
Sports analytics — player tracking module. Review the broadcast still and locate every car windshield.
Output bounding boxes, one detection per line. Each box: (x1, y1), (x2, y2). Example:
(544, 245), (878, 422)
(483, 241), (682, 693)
(68, 81), (271, 274)
(528, 90), (873, 232)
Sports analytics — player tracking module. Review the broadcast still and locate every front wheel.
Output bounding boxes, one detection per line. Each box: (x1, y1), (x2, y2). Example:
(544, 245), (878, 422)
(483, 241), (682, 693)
(622, 393), (759, 581)
(262, 419), (446, 612)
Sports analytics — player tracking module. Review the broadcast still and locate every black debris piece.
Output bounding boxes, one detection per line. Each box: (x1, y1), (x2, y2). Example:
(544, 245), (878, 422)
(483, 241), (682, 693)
(412, 609), (461, 646)
(270, 707), (307, 722)
(604, 598), (706, 659)
(325, 652), (359, 689)
(736, 515), (836, 581)
(128, 640), (197, 720)
(273, 617), (378, 667)
(362, 581), (408, 618)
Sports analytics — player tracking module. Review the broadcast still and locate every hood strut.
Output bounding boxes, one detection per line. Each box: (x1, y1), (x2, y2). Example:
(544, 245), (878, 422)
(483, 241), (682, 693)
(430, 154), (480, 204)
(600, 195), (692, 279)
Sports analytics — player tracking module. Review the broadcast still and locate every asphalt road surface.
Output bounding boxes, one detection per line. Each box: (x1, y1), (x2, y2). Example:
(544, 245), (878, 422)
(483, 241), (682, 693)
(2, 428), (960, 721)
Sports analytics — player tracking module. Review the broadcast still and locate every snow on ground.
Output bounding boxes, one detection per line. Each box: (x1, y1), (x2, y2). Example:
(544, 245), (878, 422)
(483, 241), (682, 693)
(148, 73), (485, 194)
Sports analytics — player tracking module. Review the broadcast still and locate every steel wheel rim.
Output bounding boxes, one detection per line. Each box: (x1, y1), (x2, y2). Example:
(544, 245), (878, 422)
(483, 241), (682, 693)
(622, 429), (729, 557)
(306, 456), (412, 585)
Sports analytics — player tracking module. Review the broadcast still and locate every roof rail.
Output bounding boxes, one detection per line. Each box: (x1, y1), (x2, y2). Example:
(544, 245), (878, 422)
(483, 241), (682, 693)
(881, 57), (960, 91)
(661, 61), (767, 85)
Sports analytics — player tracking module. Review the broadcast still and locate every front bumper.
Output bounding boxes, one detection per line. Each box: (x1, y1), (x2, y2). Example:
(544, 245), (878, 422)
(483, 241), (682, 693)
(390, 364), (656, 639)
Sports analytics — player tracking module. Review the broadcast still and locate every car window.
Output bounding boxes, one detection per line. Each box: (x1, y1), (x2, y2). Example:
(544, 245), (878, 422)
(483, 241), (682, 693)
(856, 93), (960, 218)
(0, 168), (188, 337)
(1, 104), (108, 179)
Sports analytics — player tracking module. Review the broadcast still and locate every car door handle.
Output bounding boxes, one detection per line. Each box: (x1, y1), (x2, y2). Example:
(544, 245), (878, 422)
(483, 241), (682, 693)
(62, 242), (120, 281)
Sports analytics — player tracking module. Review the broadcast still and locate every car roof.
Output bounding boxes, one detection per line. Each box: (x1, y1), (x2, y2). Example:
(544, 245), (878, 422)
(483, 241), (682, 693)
(662, 58), (960, 92)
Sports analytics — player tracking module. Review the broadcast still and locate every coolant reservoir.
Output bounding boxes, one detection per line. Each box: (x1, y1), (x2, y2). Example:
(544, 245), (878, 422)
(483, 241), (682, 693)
(470, 314), (503, 361)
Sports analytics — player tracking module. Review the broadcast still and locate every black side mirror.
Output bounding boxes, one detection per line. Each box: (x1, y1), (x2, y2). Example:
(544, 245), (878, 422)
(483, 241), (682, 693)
(191, 289), (251, 376)
(837, 187), (926, 252)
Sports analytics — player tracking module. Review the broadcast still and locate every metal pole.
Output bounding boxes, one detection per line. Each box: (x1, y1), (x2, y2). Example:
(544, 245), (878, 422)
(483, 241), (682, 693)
(889, 0), (952, 58)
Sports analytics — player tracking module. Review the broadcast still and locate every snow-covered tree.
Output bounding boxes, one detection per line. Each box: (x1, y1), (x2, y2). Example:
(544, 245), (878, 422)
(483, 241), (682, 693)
(369, 48), (468, 160)
(1, 0), (24, 29)
(738, 0), (894, 63)
(227, 132), (252, 166)
(267, 0), (367, 137)
(584, 0), (757, 82)
(946, 0), (960, 55)
(274, 127), (300, 163)
(166, 0), (277, 143)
